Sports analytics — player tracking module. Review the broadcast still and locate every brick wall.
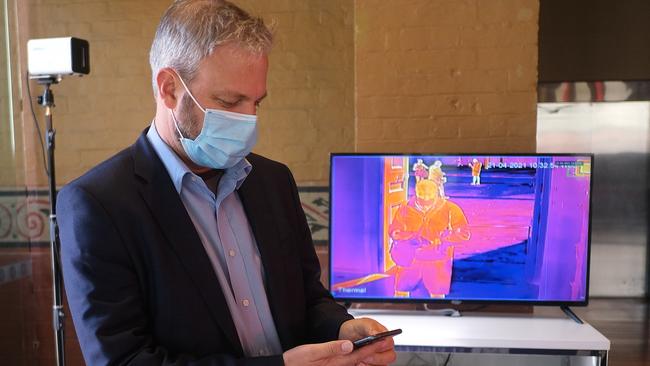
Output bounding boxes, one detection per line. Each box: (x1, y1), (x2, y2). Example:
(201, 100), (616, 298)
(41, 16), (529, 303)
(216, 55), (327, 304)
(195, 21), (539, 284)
(238, 0), (355, 184)
(355, 0), (539, 153)
(19, 0), (354, 188)
(22, 0), (170, 188)
(14, 1), (540, 185)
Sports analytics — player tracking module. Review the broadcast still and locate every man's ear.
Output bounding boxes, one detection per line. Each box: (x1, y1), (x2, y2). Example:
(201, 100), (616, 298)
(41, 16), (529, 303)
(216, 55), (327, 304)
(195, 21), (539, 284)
(157, 68), (179, 110)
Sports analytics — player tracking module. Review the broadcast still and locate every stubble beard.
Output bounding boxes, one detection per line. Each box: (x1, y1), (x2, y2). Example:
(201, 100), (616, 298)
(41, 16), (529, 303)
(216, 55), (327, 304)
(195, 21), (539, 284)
(176, 93), (202, 140)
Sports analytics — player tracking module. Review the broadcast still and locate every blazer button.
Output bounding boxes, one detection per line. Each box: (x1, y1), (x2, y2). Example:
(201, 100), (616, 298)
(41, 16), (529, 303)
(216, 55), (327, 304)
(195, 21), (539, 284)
(242, 299), (250, 307)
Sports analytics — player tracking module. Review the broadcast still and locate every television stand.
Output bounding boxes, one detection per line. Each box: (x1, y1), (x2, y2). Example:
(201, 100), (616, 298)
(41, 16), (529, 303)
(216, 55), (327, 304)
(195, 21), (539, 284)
(347, 308), (610, 365)
(561, 305), (584, 324)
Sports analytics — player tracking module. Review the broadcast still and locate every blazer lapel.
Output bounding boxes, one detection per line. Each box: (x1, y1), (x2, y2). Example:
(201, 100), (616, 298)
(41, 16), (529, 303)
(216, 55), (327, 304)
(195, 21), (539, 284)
(132, 131), (243, 355)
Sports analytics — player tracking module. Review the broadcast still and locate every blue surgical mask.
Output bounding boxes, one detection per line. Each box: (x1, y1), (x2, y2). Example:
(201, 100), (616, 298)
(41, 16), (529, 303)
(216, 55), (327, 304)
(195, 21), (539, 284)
(170, 72), (258, 169)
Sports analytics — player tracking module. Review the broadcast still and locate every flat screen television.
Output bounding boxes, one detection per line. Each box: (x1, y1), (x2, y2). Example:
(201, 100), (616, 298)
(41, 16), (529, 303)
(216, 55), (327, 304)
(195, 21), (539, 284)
(329, 154), (593, 305)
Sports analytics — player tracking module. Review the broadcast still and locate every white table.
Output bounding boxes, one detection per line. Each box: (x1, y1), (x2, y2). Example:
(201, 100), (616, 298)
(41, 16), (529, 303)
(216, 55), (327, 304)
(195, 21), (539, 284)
(349, 309), (611, 365)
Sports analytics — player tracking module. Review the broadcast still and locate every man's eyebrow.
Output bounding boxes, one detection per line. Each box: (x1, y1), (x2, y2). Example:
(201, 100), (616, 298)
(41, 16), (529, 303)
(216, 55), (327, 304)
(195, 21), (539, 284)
(211, 91), (268, 102)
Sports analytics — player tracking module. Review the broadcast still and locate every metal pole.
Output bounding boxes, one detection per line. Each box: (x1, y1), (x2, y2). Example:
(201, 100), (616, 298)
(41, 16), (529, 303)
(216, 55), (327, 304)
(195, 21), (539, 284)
(39, 80), (66, 366)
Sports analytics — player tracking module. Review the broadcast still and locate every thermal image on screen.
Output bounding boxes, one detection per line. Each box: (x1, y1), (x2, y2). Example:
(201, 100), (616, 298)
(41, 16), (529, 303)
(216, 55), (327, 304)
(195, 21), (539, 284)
(330, 155), (592, 303)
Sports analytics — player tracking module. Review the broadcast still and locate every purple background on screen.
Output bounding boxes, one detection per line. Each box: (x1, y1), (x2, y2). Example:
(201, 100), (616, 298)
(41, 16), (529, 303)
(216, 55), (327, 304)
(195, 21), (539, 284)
(330, 155), (591, 302)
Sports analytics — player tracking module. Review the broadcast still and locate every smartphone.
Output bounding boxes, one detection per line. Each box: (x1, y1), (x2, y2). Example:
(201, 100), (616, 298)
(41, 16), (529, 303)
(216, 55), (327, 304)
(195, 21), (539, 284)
(352, 328), (402, 350)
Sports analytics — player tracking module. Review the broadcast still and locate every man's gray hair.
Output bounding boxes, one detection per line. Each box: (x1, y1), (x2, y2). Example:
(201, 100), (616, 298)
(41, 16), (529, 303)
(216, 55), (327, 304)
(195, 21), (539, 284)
(149, 0), (273, 96)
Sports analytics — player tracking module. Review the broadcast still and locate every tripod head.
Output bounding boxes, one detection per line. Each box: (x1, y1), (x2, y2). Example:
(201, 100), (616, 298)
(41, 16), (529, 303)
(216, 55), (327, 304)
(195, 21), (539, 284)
(31, 76), (60, 108)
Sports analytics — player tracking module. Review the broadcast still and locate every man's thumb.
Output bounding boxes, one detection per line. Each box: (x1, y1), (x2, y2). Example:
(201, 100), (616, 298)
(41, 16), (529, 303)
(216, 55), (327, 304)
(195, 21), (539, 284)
(322, 340), (354, 357)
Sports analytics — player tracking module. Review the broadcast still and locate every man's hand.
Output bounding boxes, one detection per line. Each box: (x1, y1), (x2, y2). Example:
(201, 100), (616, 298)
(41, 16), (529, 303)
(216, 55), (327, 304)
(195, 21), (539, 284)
(391, 229), (415, 241)
(338, 318), (397, 366)
(282, 338), (391, 366)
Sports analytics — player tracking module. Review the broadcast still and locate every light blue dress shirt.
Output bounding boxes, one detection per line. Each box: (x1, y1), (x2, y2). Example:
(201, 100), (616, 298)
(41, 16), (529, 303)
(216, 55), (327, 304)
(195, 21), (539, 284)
(146, 124), (282, 357)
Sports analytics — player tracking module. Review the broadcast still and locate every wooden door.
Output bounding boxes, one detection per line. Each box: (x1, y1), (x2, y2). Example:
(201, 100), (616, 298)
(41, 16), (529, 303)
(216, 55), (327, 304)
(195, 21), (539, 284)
(383, 156), (409, 272)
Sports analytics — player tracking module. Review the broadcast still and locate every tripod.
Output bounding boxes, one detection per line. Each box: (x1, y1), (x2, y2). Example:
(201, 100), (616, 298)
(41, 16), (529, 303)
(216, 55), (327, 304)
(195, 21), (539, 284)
(35, 76), (66, 366)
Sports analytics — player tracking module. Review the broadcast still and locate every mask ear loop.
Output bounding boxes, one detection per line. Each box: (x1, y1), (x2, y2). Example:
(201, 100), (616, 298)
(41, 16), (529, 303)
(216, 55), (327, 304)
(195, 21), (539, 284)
(169, 108), (186, 140)
(173, 70), (207, 113)
(168, 69), (205, 141)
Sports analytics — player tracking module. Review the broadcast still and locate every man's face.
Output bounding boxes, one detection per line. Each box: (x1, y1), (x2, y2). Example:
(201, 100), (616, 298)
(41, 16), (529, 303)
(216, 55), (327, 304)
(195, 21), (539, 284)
(416, 194), (439, 211)
(415, 181), (440, 211)
(175, 43), (269, 140)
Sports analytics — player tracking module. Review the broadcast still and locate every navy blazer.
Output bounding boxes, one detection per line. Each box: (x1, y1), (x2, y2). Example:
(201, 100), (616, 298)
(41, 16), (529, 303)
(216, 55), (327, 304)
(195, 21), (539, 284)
(57, 129), (352, 365)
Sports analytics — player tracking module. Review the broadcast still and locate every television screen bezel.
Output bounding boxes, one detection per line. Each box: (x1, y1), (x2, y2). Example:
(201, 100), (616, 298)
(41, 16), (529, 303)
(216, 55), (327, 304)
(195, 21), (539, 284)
(328, 152), (595, 307)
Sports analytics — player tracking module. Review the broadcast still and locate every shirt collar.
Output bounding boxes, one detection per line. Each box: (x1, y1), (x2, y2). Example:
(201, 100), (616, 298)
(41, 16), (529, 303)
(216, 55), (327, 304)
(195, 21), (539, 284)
(146, 122), (252, 194)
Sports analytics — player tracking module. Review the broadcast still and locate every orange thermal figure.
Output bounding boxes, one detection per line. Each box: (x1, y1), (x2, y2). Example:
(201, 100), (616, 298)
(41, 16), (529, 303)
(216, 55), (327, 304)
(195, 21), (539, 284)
(427, 160), (447, 198)
(470, 158), (482, 186)
(413, 159), (429, 182)
(389, 180), (470, 298)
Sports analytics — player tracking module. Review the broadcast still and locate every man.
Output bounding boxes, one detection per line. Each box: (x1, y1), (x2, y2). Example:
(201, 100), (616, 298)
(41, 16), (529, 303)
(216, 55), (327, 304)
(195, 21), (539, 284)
(389, 180), (470, 298)
(57, 1), (396, 365)
(427, 160), (446, 198)
(470, 158), (482, 186)
(412, 159), (428, 182)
